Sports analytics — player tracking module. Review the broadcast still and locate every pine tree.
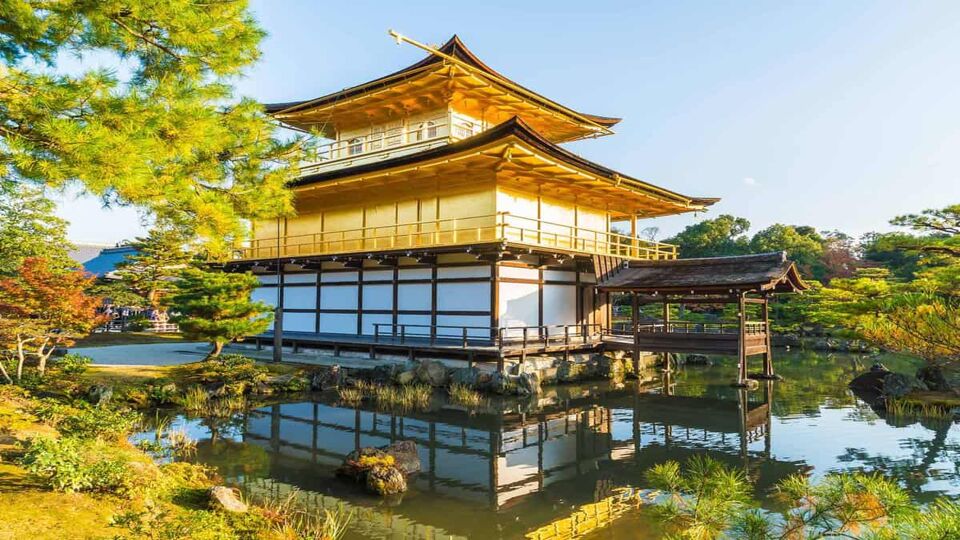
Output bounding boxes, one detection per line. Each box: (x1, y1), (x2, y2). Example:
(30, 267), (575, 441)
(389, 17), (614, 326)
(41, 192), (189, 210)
(0, 1), (295, 257)
(0, 179), (72, 276)
(114, 225), (194, 312)
(168, 267), (272, 357)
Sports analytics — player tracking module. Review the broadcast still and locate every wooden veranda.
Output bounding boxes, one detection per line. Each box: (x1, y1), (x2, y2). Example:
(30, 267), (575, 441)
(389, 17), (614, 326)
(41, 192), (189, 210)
(596, 252), (808, 386)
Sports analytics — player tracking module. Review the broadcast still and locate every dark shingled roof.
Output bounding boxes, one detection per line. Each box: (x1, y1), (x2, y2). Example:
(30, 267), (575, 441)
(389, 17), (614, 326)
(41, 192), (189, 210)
(597, 252), (808, 294)
(263, 35), (621, 129)
(292, 116), (719, 210)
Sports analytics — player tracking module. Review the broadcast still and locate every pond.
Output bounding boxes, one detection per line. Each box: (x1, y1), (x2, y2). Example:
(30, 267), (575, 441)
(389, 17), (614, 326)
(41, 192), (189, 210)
(140, 351), (960, 539)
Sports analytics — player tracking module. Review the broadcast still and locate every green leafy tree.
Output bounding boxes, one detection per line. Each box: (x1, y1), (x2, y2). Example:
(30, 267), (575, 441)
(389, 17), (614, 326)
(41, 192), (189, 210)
(0, 1), (295, 257)
(664, 215), (752, 258)
(0, 179), (72, 275)
(114, 225), (194, 312)
(168, 267), (272, 358)
(749, 224), (824, 279)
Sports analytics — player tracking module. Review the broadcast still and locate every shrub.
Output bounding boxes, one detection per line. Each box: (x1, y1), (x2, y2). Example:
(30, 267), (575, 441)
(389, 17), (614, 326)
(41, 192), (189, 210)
(32, 399), (140, 439)
(53, 353), (93, 375)
(21, 436), (140, 494)
(198, 354), (268, 385)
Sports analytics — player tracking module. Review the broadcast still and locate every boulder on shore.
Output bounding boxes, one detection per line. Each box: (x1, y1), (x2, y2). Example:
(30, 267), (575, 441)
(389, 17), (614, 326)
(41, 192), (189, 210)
(87, 384), (113, 406)
(686, 354), (712, 366)
(208, 486), (248, 513)
(916, 365), (952, 392)
(415, 359), (449, 386)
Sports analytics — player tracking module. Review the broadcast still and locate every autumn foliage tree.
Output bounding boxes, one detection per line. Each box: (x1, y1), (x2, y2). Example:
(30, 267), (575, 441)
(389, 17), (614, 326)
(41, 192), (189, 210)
(168, 267), (272, 358)
(0, 257), (107, 382)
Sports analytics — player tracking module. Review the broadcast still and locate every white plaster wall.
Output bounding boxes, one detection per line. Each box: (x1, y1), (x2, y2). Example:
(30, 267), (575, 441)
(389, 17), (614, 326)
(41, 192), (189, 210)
(362, 269), (393, 282)
(320, 271), (358, 283)
(543, 270), (576, 282)
(284, 274), (317, 284)
(361, 284), (393, 311)
(542, 284), (577, 335)
(361, 313), (393, 336)
(257, 275), (279, 285)
(320, 285), (358, 310)
(398, 268), (432, 280)
(251, 287), (278, 307)
(499, 266), (538, 280)
(397, 314), (432, 334)
(498, 281), (539, 335)
(436, 282), (490, 312)
(437, 266), (490, 279)
(282, 287), (316, 310)
(397, 283), (431, 311)
(283, 312), (316, 333)
(318, 313), (356, 334)
(436, 315), (491, 338)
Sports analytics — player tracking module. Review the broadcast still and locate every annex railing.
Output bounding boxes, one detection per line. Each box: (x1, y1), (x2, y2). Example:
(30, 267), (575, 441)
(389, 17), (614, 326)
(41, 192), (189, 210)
(608, 321), (767, 336)
(372, 323), (604, 352)
(235, 212), (677, 261)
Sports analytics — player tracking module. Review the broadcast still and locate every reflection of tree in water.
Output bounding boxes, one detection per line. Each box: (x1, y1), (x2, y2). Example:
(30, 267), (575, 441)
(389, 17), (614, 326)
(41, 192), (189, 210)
(835, 421), (960, 502)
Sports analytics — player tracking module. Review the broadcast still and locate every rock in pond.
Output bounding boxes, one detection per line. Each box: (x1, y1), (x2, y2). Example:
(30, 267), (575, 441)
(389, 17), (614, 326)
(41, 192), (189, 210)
(395, 369), (417, 386)
(311, 365), (344, 391)
(366, 465), (407, 496)
(337, 440), (420, 496)
(209, 486), (248, 513)
(518, 372), (542, 395)
(883, 373), (926, 399)
(849, 367), (891, 393)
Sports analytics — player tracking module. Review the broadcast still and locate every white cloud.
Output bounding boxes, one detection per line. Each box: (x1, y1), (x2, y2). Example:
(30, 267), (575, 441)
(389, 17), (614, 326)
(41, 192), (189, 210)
(743, 176), (759, 186)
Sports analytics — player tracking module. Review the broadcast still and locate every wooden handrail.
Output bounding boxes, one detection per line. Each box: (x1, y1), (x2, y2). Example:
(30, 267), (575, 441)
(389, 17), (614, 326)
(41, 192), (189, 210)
(235, 212), (677, 261)
(372, 322), (603, 350)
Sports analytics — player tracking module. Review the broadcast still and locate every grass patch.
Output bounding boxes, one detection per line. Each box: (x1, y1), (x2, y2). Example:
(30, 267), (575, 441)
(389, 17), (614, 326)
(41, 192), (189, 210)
(886, 397), (953, 420)
(372, 383), (432, 411)
(448, 383), (484, 407)
(71, 331), (186, 348)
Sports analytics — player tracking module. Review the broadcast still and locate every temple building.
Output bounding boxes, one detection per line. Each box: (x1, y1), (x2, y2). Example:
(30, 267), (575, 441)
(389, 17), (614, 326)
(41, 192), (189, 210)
(228, 33), (806, 381)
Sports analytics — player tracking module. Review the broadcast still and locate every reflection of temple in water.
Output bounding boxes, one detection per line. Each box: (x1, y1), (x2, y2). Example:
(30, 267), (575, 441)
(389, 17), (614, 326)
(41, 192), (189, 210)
(240, 377), (801, 537)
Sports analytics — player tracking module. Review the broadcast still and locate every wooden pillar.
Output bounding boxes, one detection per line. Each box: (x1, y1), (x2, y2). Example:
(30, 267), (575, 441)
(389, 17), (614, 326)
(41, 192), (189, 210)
(631, 292), (640, 374)
(762, 296), (774, 377)
(737, 292), (748, 385)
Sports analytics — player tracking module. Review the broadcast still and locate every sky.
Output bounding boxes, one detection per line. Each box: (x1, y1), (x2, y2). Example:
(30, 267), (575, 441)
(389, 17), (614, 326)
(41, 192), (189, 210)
(56, 0), (960, 244)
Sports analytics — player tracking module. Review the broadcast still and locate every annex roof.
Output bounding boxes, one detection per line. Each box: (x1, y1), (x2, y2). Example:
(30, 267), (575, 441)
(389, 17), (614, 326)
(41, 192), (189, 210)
(265, 35), (621, 143)
(597, 252), (809, 294)
(291, 116), (718, 217)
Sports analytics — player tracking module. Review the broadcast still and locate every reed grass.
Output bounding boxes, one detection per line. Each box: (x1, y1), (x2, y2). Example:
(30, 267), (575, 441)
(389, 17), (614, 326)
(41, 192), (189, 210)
(180, 386), (209, 413)
(255, 491), (353, 540)
(448, 383), (483, 407)
(337, 387), (364, 406)
(886, 398), (952, 420)
(372, 383), (432, 411)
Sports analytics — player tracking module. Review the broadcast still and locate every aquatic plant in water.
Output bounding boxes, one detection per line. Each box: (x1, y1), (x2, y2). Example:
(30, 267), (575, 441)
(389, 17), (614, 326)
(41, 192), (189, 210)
(180, 386), (209, 413)
(886, 398), (952, 420)
(372, 383), (431, 411)
(448, 383), (483, 407)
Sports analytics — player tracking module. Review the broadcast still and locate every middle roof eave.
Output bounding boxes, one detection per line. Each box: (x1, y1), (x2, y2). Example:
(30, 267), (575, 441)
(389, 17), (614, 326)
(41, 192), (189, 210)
(290, 116), (717, 211)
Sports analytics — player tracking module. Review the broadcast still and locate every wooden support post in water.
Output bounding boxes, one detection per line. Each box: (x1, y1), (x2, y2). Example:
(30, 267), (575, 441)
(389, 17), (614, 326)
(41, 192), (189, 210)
(631, 292), (640, 374)
(762, 297), (774, 377)
(736, 292), (748, 386)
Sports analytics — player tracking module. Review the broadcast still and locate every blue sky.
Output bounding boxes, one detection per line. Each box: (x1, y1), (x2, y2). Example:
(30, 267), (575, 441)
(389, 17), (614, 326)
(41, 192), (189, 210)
(57, 0), (960, 244)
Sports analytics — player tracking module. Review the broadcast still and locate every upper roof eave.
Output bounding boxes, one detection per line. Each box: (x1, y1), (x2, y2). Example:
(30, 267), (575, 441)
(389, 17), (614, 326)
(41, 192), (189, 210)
(291, 116), (716, 212)
(263, 35), (622, 130)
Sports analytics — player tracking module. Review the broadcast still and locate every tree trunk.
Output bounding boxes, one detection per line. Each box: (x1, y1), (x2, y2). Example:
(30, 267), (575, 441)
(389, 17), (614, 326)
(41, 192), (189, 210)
(36, 339), (54, 378)
(208, 341), (224, 359)
(15, 337), (25, 382)
(0, 359), (12, 384)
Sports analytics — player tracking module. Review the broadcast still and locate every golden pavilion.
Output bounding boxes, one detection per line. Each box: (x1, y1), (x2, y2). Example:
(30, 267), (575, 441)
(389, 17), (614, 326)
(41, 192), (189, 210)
(229, 33), (806, 383)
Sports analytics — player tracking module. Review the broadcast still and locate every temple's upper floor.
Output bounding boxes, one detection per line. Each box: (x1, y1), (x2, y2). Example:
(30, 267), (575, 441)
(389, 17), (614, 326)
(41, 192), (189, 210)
(265, 35), (621, 174)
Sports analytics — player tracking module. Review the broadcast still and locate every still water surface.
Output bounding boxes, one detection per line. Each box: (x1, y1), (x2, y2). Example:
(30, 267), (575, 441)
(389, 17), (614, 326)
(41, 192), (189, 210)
(149, 352), (960, 539)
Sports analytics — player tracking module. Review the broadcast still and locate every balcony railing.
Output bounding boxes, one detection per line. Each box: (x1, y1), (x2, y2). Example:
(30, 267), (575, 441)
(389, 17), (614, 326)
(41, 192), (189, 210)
(236, 212), (677, 261)
(299, 120), (474, 175)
